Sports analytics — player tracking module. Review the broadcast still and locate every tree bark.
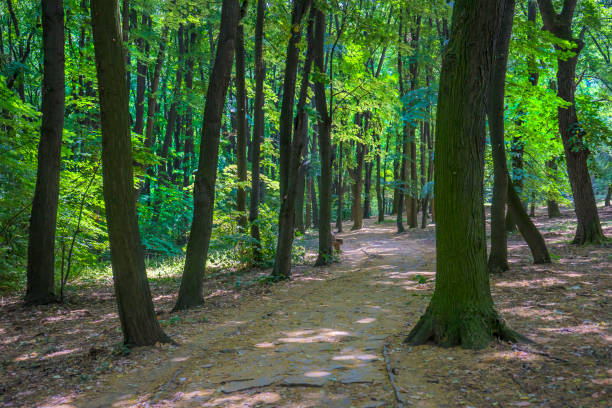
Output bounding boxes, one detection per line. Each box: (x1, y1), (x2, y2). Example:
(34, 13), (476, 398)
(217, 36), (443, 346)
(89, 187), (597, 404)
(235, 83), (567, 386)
(538, 0), (606, 244)
(407, 0), (522, 349)
(487, 0), (515, 274)
(249, 0), (265, 262)
(133, 13), (150, 135)
(91, 0), (171, 345)
(235, 2), (249, 231)
(336, 142), (344, 233)
(507, 175), (551, 264)
(173, 0), (240, 310)
(272, 2), (314, 279)
(25, 0), (65, 305)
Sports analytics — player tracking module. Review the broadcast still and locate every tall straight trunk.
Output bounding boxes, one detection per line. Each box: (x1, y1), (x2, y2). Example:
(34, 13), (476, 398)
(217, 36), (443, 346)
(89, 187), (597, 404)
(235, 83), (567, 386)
(546, 157), (562, 217)
(295, 172), (306, 233)
(538, 0), (605, 244)
(121, 0), (130, 91)
(250, 0), (265, 262)
(142, 26), (168, 196)
(363, 160), (373, 219)
(235, 3), (249, 231)
(174, 0), (240, 310)
(25, 0), (65, 305)
(162, 29), (184, 180)
(396, 14), (406, 233)
(277, 0), (313, 200)
(133, 13), (150, 135)
(407, 18), (421, 229)
(272, 4), (314, 279)
(605, 184), (611, 207)
(421, 118), (431, 228)
(487, 0), (515, 274)
(350, 114), (365, 231)
(310, 128), (319, 228)
(407, 0), (522, 349)
(336, 142), (344, 232)
(376, 132), (386, 223)
(183, 25), (197, 188)
(90, 0), (171, 345)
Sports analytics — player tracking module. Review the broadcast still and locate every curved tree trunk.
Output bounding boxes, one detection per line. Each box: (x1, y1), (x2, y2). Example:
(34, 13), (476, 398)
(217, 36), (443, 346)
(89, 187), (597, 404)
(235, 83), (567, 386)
(173, 0), (240, 310)
(25, 0), (65, 305)
(91, 0), (171, 345)
(407, 0), (522, 349)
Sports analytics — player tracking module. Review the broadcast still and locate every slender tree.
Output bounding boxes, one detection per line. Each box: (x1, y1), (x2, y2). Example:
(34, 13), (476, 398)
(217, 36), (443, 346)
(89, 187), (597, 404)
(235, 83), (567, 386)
(25, 0), (65, 305)
(90, 0), (171, 345)
(235, 1), (249, 231)
(173, 0), (240, 310)
(407, 0), (523, 349)
(249, 0), (266, 262)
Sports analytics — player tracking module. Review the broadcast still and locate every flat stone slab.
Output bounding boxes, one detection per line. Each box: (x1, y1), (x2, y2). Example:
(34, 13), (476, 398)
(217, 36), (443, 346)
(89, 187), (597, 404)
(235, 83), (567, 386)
(338, 368), (383, 384)
(220, 376), (277, 393)
(281, 372), (332, 387)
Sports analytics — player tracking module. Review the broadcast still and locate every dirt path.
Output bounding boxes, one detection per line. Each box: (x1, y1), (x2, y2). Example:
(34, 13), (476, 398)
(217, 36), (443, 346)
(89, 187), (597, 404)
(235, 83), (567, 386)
(78, 221), (440, 407)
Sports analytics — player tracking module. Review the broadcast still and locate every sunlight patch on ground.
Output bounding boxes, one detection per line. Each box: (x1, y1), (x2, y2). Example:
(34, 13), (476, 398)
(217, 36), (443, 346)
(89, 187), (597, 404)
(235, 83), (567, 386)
(501, 306), (568, 322)
(495, 277), (568, 288)
(277, 328), (353, 344)
(356, 317), (376, 324)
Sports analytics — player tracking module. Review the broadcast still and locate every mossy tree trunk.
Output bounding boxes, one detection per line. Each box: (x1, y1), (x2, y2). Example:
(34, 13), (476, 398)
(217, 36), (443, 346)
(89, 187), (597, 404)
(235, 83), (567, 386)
(91, 0), (171, 345)
(407, 0), (522, 349)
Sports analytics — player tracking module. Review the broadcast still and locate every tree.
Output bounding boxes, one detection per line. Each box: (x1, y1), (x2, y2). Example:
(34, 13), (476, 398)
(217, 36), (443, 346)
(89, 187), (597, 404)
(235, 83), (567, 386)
(173, 0), (240, 310)
(235, 1), (249, 231)
(25, 0), (65, 305)
(249, 0), (266, 262)
(90, 0), (171, 345)
(487, 0), (515, 274)
(407, 0), (522, 349)
(538, 0), (606, 245)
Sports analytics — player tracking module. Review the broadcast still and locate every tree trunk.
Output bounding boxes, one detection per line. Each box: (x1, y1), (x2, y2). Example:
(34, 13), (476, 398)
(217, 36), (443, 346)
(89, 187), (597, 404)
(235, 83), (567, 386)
(25, 0), (65, 305)
(133, 13), (150, 135)
(507, 176), (551, 264)
(546, 159), (562, 217)
(407, 0), (522, 349)
(90, 0), (171, 345)
(173, 0), (240, 310)
(350, 115), (365, 231)
(295, 172), (306, 234)
(336, 142), (344, 233)
(182, 26), (197, 189)
(538, 0), (605, 244)
(250, 0), (265, 262)
(272, 1), (314, 280)
(235, 4), (249, 231)
(487, 0), (514, 274)
(605, 184), (611, 207)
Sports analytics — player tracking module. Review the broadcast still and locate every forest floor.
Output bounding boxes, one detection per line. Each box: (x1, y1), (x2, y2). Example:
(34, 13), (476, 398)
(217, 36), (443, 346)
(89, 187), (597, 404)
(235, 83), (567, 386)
(1, 207), (611, 408)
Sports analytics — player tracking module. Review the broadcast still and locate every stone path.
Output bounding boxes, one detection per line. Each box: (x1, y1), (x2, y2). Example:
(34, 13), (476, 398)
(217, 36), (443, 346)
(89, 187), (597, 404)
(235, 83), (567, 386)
(78, 221), (438, 407)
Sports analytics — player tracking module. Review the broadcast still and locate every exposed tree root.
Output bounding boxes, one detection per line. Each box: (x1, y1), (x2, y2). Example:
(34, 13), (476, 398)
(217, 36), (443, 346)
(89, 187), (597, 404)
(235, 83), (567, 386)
(406, 306), (530, 349)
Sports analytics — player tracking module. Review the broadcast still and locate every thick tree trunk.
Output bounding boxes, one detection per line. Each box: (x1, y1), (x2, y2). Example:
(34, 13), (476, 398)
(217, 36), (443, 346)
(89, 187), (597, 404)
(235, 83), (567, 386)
(407, 0), (522, 349)
(538, 0), (605, 244)
(235, 4), (249, 231)
(91, 0), (171, 345)
(25, 0), (65, 305)
(250, 0), (265, 262)
(272, 2), (314, 279)
(487, 0), (514, 274)
(173, 0), (240, 310)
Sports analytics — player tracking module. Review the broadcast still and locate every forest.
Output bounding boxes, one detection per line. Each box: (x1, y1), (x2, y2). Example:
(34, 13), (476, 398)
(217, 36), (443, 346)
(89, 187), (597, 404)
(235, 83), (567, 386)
(0, 0), (611, 406)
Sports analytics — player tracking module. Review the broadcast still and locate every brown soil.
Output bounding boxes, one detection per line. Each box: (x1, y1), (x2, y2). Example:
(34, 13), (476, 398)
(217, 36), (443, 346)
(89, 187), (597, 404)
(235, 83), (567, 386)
(1, 207), (610, 407)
